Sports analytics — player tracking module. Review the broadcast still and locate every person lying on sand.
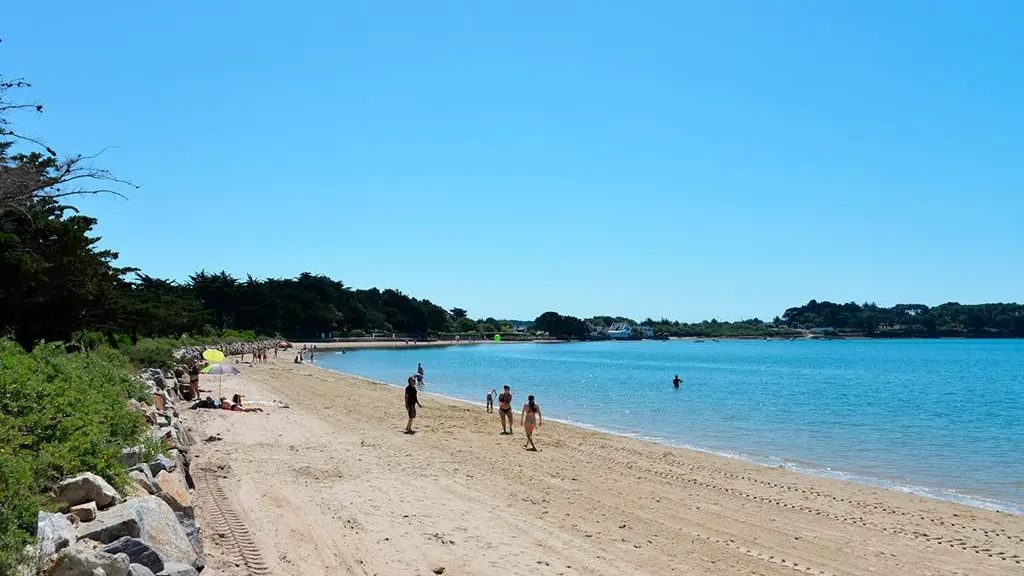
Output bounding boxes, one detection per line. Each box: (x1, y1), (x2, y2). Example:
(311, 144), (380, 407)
(232, 393), (264, 412)
(217, 395), (263, 413)
(521, 395), (542, 451)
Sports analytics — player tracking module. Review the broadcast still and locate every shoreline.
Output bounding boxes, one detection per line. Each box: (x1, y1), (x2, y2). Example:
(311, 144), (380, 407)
(309, 358), (1021, 516)
(183, 352), (1024, 575)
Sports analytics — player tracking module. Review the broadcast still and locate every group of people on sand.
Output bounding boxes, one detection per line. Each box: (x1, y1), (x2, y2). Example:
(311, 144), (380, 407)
(404, 366), (542, 450)
(488, 385), (543, 450)
(246, 348), (271, 363)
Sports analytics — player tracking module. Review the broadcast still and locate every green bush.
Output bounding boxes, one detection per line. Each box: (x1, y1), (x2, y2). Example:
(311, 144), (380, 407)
(119, 338), (179, 371)
(0, 339), (148, 573)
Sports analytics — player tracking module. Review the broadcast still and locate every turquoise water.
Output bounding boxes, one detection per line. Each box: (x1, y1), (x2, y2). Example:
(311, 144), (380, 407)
(317, 340), (1024, 514)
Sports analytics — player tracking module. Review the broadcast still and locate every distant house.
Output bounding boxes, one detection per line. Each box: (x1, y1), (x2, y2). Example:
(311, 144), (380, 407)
(586, 322), (608, 337)
(809, 327), (837, 335)
(608, 322), (632, 339)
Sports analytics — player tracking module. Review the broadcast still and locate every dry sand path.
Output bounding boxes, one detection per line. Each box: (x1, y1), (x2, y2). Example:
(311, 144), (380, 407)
(182, 353), (1023, 576)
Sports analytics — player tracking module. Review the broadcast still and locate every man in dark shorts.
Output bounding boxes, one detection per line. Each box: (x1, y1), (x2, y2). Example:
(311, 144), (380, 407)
(405, 376), (422, 434)
(498, 385), (513, 435)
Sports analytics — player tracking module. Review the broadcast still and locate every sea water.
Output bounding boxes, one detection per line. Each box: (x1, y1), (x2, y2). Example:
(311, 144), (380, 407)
(316, 339), (1024, 514)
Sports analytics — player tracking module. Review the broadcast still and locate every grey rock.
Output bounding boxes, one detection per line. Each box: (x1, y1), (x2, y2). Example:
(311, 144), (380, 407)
(36, 511), (76, 558)
(78, 496), (200, 569)
(46, 547), (129, 576)
(77, 500), (138, 544)
(128, 564), (157, 576)
(155, 563), (198, 576)
(118, 447), (142, 469)
(173, 516), (203, 571)
(54, 473), (121, 510)
(100, 537), (164, 574)
(69, 501), (98, 522)
(148, 454), (176, 477)
(129, 471), (157, 495)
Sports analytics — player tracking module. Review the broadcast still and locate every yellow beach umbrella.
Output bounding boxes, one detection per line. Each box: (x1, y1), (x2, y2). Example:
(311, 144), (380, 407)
(202, 349), (225, 363)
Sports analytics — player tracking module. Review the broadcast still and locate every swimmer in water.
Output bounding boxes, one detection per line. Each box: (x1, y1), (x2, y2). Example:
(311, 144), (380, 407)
(673, 374), (682, 388)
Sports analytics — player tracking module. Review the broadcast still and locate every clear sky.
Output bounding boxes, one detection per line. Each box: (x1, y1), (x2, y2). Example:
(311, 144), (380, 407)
(4, 1), (1022, 321)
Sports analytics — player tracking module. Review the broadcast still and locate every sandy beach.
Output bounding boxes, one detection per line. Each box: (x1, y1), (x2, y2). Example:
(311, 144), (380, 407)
(182, 351), (1023, 575)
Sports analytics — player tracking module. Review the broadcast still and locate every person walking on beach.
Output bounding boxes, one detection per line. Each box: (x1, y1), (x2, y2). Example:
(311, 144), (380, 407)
(498, 385), (513, 434)
(405, 375), (422, 434)
(521, 395), (542, 450)
(486, 388), (497, 413)
(673, 374), (682, 388)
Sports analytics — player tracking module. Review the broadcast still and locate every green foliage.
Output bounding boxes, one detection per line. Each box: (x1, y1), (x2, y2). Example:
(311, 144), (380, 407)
(533, 311), (589, 340)
(780, 300), (1024, 338)
(0, 197), (129, 350)
(138, 435), (167, 463)
(0, 339), (148, 572)
(119, 338), (181, 371)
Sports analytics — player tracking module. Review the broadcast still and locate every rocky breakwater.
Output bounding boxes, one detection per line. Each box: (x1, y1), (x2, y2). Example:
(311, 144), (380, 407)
(29, 368), (205, 576)
(172, 340), (280, 367)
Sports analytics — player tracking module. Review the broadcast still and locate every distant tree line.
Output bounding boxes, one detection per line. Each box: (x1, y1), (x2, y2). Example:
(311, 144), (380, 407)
(779, 299), (1024, 338)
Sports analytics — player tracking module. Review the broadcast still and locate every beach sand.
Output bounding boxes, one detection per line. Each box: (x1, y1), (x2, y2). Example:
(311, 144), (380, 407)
(183, 351), (1023, 575)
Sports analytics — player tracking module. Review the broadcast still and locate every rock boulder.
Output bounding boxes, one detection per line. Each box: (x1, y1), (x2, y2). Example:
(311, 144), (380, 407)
(100, 537), (164, 574)
(78, 496), (200, 569)
(128, 564), (157, 576)
(45, 547), (129, 576)
(153, 472), (193, 519)
(69, 502), (98, 522)
(54, 473), (121, 510)
(37, 511), (76, 558)
(129, 471), (157, 495)
(148, 455), (176, 477)
(155, 563), (198, 576)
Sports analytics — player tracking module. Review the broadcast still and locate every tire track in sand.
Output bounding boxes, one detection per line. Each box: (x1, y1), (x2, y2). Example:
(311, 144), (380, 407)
(193, 468), (271, 575)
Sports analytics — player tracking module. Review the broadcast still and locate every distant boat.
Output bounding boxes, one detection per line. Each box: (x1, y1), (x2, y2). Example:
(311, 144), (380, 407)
(694, 339), (706, 343)
(712, 338), (720, 342)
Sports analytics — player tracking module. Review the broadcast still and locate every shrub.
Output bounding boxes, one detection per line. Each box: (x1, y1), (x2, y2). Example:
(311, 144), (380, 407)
(120, 338), (179, 371)
(0, 339), (148, 573)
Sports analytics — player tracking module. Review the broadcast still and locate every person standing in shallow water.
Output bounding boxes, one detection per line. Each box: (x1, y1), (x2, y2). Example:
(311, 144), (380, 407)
(404, 376), (422, 434)
(498, 385), (513, 434)
(673, 374), (682, 388)
(521, 395), (542, 450)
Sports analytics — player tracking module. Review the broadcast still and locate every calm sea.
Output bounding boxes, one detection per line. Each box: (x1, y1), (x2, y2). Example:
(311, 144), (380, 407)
(316, 340), (1023, 514)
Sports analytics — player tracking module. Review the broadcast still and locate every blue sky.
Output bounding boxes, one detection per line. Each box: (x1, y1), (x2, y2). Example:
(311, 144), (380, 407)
(4, 1), (1022, 321)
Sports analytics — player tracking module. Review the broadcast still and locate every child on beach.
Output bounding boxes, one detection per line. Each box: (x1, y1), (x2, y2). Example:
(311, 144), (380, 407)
(521, 395), (542, 451)
(486, 389), (497, 413)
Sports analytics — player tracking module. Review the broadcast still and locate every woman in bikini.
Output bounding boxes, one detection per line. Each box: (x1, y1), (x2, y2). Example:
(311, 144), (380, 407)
(521, 395), (542, 451)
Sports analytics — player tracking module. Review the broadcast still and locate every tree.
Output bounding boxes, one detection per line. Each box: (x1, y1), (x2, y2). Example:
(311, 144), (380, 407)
(450, 307), (468, 319)
(533, 312), (588, 340)
(0, 198), (127, 349)
(0, 76), (134, 215)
